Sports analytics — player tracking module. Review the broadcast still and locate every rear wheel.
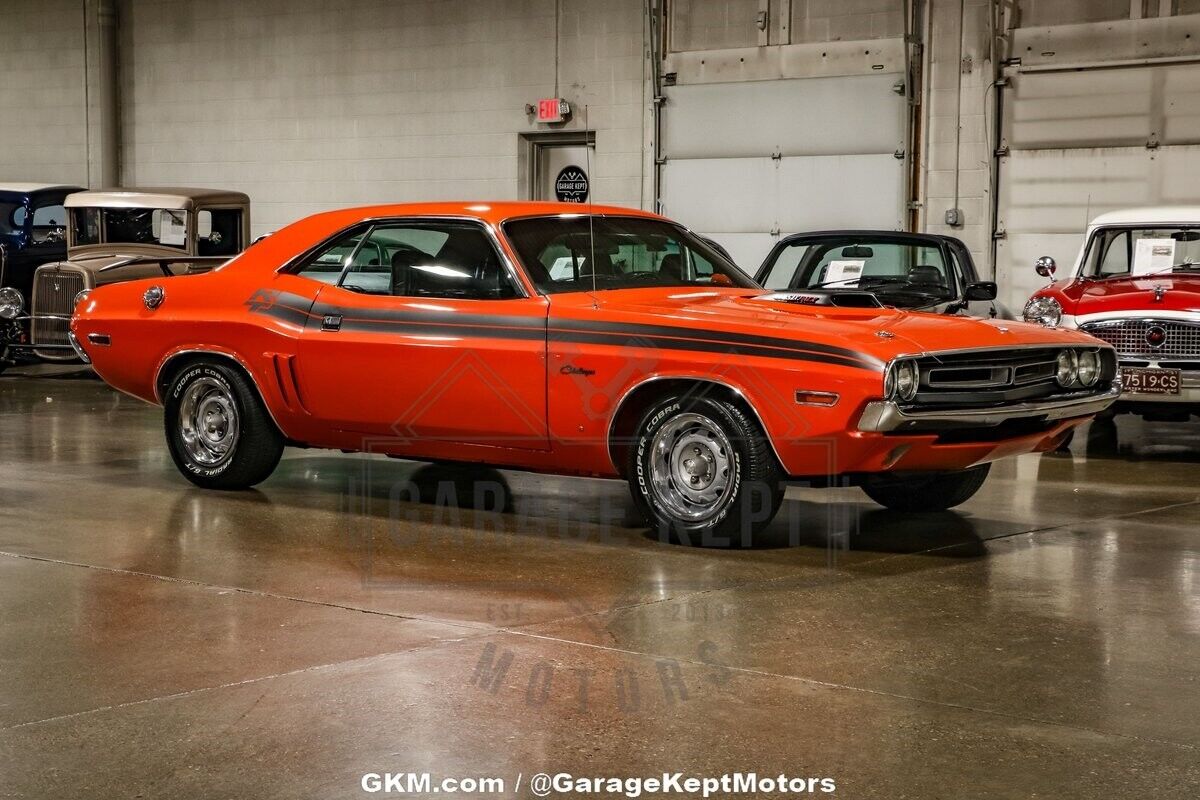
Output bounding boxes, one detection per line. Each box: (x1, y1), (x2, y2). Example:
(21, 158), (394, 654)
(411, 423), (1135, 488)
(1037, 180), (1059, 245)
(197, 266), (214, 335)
(627, 394), (784, 545)
(860, 464), (991, 512)
(164, 361), (283, 489)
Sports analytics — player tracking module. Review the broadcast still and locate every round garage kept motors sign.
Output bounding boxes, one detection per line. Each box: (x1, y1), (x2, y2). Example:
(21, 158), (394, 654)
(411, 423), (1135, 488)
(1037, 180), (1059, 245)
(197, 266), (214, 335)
(555, 165), (589, 203)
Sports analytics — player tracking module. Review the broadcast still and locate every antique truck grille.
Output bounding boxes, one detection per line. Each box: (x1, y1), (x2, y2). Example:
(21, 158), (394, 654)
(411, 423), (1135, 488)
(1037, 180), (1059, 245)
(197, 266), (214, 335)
(910, 348), (1114, 407)
(1079, 319), (1200, 359)
(31, 268), (88, 354)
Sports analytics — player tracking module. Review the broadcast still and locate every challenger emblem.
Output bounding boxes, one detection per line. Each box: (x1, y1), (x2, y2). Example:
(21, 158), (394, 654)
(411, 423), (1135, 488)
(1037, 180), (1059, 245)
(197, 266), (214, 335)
(245, 288), (281, 313)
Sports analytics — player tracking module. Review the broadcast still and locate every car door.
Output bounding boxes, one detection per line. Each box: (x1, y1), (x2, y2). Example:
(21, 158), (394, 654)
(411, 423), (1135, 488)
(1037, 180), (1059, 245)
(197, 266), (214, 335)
(293, 219), (550, 451)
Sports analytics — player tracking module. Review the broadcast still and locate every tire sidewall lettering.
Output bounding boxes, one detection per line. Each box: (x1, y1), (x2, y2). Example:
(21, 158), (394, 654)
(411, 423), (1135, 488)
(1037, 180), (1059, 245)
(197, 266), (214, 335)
(635, 399), (742, 531)
(171, 365), (236, 477)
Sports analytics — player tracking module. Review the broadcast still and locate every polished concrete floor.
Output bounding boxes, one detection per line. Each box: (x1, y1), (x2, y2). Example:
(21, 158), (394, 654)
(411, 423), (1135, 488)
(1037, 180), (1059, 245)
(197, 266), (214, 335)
(1, 365), (1198, 798)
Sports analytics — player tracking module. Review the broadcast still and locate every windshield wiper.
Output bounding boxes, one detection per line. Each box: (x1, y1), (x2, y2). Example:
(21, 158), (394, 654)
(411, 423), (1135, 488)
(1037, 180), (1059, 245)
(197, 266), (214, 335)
(801, 276), (904, 290)
(1095, 262), (1200, 279)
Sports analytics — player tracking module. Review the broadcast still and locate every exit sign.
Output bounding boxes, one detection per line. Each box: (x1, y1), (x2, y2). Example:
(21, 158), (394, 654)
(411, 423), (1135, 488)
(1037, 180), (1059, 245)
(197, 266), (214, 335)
(536, 98), (570, 123)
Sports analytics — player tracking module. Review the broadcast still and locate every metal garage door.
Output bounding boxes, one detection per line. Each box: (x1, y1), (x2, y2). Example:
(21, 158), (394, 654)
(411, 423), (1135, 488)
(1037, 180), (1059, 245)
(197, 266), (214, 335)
(660, 73), (907, 273)
(996, 63), (1200, 310)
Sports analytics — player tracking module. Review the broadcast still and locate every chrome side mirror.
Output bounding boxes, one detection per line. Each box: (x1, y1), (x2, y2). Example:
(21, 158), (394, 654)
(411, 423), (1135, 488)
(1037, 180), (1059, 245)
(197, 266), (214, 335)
(1035, 256), (1056, 278)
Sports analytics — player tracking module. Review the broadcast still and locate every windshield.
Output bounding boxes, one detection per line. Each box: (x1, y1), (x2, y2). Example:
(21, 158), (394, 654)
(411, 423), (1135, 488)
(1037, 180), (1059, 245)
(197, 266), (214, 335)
(70, 207), (188, 250)
(503, 216), (757, 295)
(759, 237), (955, 302)
(1083, 226), (1200, 278)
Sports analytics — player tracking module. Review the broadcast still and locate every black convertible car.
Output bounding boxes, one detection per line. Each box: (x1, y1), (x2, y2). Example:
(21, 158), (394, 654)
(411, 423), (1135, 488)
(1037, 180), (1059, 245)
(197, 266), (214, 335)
(754, 230), (1013, 319)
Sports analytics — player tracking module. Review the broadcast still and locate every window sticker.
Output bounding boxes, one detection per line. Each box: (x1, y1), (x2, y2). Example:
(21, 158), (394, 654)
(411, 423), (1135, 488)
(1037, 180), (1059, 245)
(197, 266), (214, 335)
(1132, 237), (1175, 276)
(823, 259), (866, 287)
(160, 210), (187, 246)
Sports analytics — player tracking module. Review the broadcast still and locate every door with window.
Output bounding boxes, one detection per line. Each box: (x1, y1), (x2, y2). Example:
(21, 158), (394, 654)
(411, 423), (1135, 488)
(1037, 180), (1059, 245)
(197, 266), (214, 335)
(292, 219), (550, 450)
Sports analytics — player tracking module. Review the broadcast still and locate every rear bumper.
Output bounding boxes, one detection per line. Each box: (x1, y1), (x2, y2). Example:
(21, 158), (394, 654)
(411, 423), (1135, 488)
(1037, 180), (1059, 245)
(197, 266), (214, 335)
(856, 385), (1120, 433)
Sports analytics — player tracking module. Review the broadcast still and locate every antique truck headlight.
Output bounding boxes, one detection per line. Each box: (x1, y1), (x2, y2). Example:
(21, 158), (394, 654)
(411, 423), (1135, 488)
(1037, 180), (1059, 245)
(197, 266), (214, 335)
(1076, 349), (1100, 386)
(1055, 350), (1079, 387)
(885, 359), (919, 402)
(0, 287), (23, 320)
(1023, 296), (1062, 327)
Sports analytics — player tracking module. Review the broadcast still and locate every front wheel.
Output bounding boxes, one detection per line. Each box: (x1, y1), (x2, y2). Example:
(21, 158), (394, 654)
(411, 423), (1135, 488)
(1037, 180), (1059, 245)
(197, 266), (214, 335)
(860, 463), (991, 512)
(164, 362), (284, 489)
(627, 394), (784, 545)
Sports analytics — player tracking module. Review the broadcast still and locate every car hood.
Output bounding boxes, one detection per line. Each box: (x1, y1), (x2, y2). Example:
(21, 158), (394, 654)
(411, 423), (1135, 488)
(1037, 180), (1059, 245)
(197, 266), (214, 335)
(38, 247), (195, 285)
(1064, 274), (1200, 315)
(567, 288), (1099, 365)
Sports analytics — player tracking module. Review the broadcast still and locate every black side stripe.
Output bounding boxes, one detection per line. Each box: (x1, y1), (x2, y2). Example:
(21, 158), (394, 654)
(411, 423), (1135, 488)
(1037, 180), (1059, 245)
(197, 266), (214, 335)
(249, 292), (880, 371)
(310, 301), (547, 330)
(337, 318), (547, 340)
(558, 317), (874, 365)
(548, 330), (868, 370)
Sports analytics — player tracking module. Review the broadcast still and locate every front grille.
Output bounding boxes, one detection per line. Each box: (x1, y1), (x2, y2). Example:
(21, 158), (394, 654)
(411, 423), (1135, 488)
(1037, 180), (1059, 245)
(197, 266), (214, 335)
(1081, 319), (1200, 358)
(31, 268), (87, 350)
(908, 347), (1114, 408)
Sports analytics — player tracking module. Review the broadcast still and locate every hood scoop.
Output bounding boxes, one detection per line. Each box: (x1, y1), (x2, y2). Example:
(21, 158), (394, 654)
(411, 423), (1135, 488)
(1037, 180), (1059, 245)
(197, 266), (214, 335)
(754, 290), (884, 309)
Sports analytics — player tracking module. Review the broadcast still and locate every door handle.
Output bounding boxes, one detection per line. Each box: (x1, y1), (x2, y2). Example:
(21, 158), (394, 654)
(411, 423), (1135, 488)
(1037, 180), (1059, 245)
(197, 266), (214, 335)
(321, 313), (342, 331)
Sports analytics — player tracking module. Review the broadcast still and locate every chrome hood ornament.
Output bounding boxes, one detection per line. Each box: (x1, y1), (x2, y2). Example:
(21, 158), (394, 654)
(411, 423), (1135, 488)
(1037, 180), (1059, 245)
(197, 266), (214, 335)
(1152, 284), (1168, 302)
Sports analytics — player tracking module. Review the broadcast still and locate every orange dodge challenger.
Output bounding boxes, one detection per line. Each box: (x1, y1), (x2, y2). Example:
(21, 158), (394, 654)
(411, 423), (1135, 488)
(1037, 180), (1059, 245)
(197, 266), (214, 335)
(70, 202), (1118, 538)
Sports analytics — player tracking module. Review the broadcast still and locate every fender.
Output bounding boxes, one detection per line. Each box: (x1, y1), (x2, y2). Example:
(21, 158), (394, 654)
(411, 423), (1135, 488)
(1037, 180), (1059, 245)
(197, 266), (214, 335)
(606, 372), (788, 474)
(154, 345), (297, 440)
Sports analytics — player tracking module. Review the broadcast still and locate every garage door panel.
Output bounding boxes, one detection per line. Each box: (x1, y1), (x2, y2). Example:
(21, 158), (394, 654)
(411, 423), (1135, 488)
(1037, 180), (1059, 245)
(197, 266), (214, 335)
(663, 73), (904, 159)
(1159, 145), (1200, 199)
(660, 157), (776, 232)
(775, 154), (904, 232)
(996, 233), (1082, 312)
(1005, 64), (1200, 150)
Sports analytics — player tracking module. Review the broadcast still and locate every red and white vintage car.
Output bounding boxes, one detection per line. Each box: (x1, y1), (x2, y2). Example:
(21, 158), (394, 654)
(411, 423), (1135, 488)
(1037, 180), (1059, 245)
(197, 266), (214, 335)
(1024, 207), (1200, 421)
(71, 203), (1118, 540)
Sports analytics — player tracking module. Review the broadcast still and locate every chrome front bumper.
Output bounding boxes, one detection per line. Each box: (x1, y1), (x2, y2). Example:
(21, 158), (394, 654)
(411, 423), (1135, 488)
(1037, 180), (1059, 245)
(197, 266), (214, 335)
(857, 385), (1121, 433)
(67, 330), (90, 363)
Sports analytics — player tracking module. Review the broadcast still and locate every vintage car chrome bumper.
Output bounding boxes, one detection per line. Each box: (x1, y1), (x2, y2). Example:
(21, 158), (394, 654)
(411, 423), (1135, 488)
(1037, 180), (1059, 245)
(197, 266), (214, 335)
(67, 330), (90, 363)
(857, 385), (1121, 433)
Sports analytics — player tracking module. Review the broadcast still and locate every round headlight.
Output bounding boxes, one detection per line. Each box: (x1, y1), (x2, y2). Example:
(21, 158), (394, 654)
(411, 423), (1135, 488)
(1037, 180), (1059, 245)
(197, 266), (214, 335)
(1023, 296), (1063, 327)
(0, 286), (24, 320)
(1055, 350), (1079, 387)
(895, 359), (919, 402)
(74, 289), (91, 310)
(1077, 350), (1100, 386)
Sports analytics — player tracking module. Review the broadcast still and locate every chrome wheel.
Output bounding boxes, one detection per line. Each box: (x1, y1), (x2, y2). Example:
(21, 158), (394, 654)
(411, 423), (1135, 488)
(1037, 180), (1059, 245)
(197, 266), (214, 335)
(178, 376), (240, 468)
(647, 412), (736, 523)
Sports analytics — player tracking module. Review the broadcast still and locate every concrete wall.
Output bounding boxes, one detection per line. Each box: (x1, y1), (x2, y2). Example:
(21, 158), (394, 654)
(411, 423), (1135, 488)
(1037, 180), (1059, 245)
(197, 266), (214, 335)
(0, 0), (89, 185)
(920, 0), (993, 269)
(118, 0), (650, 238)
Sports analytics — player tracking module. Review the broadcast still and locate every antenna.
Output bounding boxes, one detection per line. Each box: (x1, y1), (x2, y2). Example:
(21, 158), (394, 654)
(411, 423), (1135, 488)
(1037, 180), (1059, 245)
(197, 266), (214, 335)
(584, 104), (598, 309)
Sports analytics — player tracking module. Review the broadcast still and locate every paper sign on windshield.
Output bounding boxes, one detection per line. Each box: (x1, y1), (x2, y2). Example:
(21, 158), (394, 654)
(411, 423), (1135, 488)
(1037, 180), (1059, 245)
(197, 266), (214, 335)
(1132, 238), (1175, 276)
(159, 211), (187, 246)
(823, 260), (866, 287)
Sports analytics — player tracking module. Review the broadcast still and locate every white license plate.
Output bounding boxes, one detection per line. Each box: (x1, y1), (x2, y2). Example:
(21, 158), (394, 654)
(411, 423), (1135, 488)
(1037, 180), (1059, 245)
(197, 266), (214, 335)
(1123, 367), (1181, 395)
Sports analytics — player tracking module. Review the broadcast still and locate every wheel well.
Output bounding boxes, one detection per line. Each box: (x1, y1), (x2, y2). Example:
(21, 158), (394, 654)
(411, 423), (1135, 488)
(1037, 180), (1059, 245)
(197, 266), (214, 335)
(156, 351), (255, 404)
(607, 378), (774, 477)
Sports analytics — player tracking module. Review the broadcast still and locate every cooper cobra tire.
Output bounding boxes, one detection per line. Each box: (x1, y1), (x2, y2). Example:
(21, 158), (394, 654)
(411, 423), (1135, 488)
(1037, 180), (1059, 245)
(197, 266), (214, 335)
(164, 362), (284, 489)
(627, 394), (784, 546)
(860, 463), (991, 512)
